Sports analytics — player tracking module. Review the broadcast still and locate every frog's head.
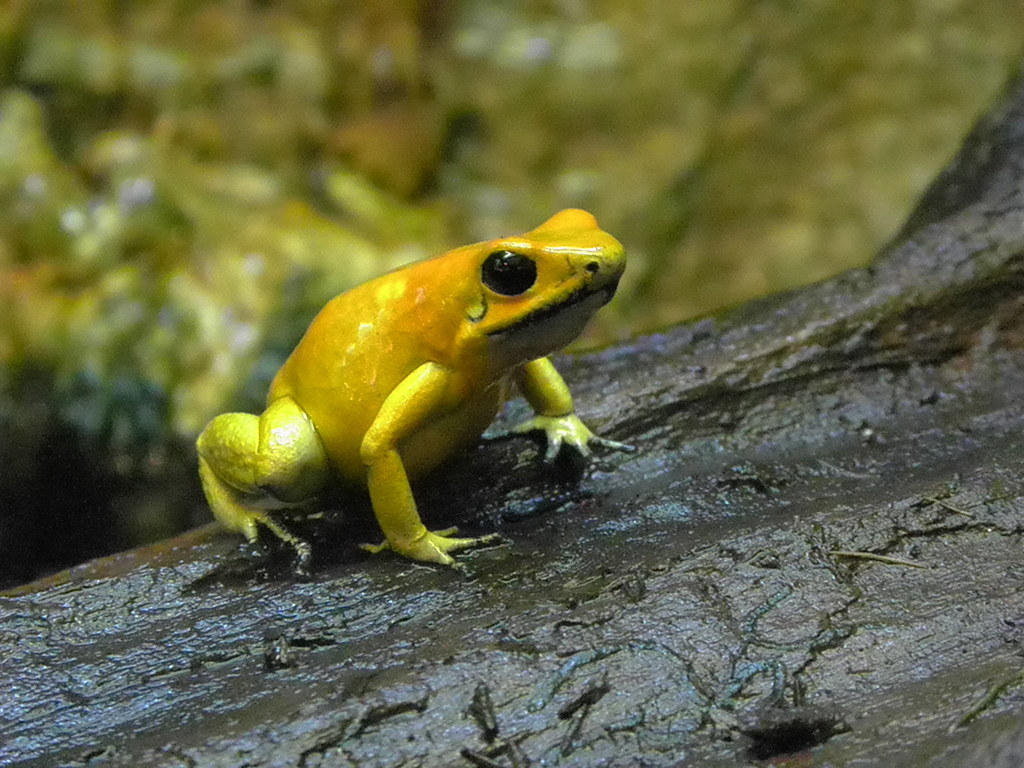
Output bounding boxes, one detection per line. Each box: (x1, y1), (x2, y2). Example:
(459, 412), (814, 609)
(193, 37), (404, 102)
(466, 209), (625, 368)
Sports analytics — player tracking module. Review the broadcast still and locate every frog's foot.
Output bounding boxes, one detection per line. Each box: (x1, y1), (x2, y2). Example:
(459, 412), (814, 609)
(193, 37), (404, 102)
(512, 413), (634, 461)
(361, 528), (502, 566)
(253, 512), (313, 580)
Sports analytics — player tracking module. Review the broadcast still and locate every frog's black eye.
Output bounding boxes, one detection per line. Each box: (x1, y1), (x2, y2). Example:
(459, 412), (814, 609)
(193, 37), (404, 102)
(481, 250), (537, 296)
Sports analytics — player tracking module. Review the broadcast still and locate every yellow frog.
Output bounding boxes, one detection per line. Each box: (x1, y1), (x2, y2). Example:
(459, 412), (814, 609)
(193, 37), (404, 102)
(196, 209), (627, 571)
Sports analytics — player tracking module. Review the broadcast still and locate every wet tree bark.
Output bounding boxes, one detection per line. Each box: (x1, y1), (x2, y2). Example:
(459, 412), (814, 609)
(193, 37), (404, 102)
(4, 66), (1024, 768)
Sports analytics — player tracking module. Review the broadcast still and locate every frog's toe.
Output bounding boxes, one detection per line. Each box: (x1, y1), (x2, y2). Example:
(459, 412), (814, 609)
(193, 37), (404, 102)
(360, 539), (392, 555)
(432, 531), (503, 553)
(290, 541), (314, 580)
(588, 435), (636, 453)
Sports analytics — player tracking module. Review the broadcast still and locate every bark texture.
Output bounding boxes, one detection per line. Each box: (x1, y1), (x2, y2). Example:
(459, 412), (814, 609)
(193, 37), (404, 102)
(4, 66), (1024, 768)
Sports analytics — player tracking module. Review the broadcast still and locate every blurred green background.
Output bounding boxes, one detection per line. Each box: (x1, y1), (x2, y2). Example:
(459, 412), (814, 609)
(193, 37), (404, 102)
(1, 1), (1022, 587)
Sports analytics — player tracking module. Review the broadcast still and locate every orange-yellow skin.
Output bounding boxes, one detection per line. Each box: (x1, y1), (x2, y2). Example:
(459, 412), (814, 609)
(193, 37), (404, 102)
(196, 209), (627, 570)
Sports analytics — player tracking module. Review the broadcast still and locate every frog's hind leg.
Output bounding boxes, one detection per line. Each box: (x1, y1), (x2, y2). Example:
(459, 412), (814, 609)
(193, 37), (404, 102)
(196, 396), (330, 575)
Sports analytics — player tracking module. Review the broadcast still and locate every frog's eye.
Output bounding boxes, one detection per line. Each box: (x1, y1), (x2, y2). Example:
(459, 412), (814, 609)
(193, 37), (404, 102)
(481, 250), (537, 296)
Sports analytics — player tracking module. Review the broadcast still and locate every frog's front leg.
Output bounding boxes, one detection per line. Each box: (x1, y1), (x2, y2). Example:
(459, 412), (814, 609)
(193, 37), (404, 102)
(359, 362), (498, 566)
(512, 357), (633, 460)
(196, 396), (330, 575)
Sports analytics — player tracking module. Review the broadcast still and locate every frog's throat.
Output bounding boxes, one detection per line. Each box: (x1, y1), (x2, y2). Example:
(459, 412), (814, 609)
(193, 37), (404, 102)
(484, 281), (618, 340)
(482, 284), (616, 373)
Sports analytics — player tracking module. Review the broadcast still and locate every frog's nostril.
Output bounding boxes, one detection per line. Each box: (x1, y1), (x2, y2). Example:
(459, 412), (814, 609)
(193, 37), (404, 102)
(585, 261), (600, 274)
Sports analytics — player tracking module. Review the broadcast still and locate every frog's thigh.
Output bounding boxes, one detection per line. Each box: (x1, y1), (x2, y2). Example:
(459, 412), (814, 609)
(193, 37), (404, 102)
(196, 396), (329, 538)
(254, 396), (330, 501)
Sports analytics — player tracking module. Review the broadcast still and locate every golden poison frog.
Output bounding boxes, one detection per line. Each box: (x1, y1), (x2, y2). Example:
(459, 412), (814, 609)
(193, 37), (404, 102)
(197, 209), (628, 571)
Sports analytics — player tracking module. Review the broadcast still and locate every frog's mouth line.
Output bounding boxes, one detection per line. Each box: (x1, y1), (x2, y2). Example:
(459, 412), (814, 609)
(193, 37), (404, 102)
(486, 281), (618, 338)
